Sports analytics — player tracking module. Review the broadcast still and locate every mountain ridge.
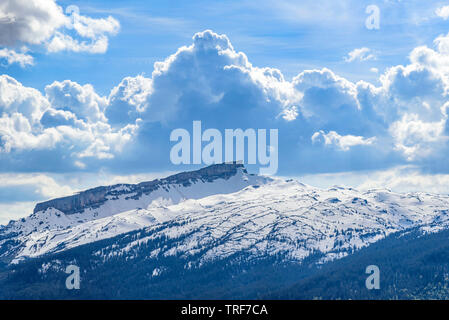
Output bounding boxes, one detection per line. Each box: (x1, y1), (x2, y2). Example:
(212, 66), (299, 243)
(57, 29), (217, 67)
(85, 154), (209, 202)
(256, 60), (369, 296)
(0, 162), (268, 264)
(33, 162), (248, 215)
(2, 163), (449, 298)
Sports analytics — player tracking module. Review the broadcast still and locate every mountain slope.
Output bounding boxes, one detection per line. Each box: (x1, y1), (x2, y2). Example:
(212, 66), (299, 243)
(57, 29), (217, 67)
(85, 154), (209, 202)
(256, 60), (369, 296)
(4, 218), (449, 299)
(0, 163), (269, 264)
(266, 227), (449, 300)
(78, 179), (449, 269)
(2, 163), (449, 299)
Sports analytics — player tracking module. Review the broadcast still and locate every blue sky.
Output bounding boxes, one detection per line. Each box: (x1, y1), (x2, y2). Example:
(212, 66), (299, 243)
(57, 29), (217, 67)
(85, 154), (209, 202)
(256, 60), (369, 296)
(2, 0), (449, 223)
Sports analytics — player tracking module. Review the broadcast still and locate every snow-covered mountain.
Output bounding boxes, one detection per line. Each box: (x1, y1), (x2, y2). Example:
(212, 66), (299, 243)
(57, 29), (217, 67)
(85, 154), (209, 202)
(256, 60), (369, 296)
(84, 177), (449, 270)
(0, 163), (269, 263)
(2, 162), (449, 269)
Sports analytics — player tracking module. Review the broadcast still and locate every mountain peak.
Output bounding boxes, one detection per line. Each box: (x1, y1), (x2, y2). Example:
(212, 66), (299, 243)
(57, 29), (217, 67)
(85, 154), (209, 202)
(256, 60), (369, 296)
(32, 162), (249, 215)
(163, 162), (247, 185)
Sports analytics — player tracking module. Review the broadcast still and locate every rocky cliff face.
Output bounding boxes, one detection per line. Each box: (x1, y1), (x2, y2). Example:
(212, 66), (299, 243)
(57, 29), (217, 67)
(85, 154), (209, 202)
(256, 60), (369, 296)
(33, 163), (247, 215)
(163, 162), (246, 185)
(33, 186), (109, 215)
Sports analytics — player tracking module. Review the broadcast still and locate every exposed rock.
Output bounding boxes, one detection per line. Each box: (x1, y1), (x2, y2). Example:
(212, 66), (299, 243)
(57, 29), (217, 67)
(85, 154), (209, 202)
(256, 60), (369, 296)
(33, 162), (246, 215)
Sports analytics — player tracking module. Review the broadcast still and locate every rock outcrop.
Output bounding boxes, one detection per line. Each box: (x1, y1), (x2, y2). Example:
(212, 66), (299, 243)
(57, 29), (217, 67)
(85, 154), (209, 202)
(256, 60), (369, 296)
(33, 162), (246, 215)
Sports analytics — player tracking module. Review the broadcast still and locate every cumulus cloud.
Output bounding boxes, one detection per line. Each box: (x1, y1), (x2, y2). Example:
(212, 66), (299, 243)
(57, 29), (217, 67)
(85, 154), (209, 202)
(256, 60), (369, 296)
(1, 29), (449, 179)
(291, 68), (379, 136)
(0, 0), (66, 46)
(0, 112), (62, 153)
(105, 30), (299, 128)
(45, 80), (107, 123)
(70, 11), (120, 39)
(436, 6), (449, 20)
(46, 12), (120, 54)
(0, 74), (139, 163)
(344, 47), (376, 63)
(0, 74), (49, 122)
(0, 0), (120, 65)
(106, 75), (152, 126)
(0, 47), (33, 67)
(389, 114), (447, 160)
(5, 24), (449, 219)
(46, 32), (110, 54)
(312, 130), (376, 151)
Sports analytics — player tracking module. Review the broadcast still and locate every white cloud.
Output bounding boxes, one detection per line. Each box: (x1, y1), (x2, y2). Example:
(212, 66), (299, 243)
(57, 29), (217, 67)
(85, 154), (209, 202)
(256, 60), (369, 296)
(1, 29), (449, 178)
(436, 6), (449, 20)
(279, 105), (298, 121)
(71, 13), (119, 39)
(105, 30), (299, 124)
(345, 47), (376, 63)
(0, 0), (120, 64)
(0, 0), (67, 46)
(5, 27), (449, 222)
(46, 13), (120, 54)
(0, 74), (49, 122)
(0, 172), (74, 223)
(45, 80), (107, 123)
(298, 166), (449, 194)
(356, 166), (449, 194)
(0, 112), (63, 152)
(389, 114), (448, 160)
(0, 202), (36, 225)
(0, 47), (33, 67)
(46, 32), (110, 54)
(0, 173), (74, 199)
(292, 68), (363, 128)
(293, 67), (356, 93)
(312, 130), (376, 151)
(0, 75), (139, 160)
(106, 75), (152, 126)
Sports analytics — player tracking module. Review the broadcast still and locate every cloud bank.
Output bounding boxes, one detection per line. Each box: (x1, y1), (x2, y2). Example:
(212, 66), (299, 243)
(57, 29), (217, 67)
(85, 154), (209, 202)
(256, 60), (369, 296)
(1, 29), (449, 178)
(2, 28), (449, 222)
